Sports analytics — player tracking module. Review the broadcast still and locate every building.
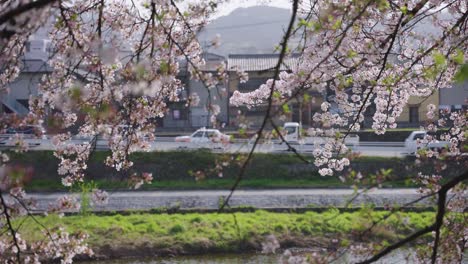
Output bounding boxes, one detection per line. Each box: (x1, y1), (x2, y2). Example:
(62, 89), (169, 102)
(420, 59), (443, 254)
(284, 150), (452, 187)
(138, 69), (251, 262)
(1, 43), (52, 115)
(227, 54), (323, 128)
(159, 53), (229, 129)
(157, 59), (190, 129)
(188, 53), (228, 128)
(0, 35), (229, 130)
(439, 81), (468, 112)
(395, 91), (440, 127)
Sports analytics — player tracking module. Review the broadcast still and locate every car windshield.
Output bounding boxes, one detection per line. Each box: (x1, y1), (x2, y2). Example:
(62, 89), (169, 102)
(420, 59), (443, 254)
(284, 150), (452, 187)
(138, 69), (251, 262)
(192, 131), (204, 137)
(285, 127), (296, 135)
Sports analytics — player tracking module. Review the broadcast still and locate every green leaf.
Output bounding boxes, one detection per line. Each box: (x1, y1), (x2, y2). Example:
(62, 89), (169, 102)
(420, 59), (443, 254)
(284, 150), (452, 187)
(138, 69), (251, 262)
(298, 18), (308, 27)
(282, 104), (290, 114)
(423, 67), (438, 80)
(155, 12), (166, 21)
(454, 64), (468, 84)
(69, 86), (82, 101)
(311, 21), (322, 31)
(70, 13), (78, 21)
(451, 49), (464, 64)
(273, 91), (281, 99)
(377, 0), (390, 11)
(347, 49), (358, 58)
(332, 19), (342, 30)
(54, 19), (64, 29)
(160, 60), (169, 75)
(432, 51), (446, 67)
(400, 6), (408, 14)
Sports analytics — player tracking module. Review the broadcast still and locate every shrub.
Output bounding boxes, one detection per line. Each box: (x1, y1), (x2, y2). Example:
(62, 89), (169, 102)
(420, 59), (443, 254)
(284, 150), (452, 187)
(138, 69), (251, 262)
(169, 224), (186, 234)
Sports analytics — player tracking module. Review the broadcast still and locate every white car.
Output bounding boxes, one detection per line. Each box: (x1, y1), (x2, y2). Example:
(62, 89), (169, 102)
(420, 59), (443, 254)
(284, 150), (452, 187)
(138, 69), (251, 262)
(5, 125), (47, 139)
(175, 128), (231, 146)
(0, 125), (47, 148)
(404, 131), (449, 155)
(283, 122), (359, 147)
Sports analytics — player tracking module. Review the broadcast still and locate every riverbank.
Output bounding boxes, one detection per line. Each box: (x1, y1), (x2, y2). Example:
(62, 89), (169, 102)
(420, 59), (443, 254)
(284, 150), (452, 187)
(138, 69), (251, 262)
(18, 210), (437, 261)
(6, 151), (465, 192)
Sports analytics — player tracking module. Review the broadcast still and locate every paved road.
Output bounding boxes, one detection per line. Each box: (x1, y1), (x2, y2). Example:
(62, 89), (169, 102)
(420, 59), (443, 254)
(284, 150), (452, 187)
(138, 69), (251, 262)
(25, 188), (442, 213)
(0, 135), (407, 157)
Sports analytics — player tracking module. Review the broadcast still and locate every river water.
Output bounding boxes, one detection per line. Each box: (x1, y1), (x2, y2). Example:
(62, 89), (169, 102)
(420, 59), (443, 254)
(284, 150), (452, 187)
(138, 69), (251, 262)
(83, 250), (425, 264)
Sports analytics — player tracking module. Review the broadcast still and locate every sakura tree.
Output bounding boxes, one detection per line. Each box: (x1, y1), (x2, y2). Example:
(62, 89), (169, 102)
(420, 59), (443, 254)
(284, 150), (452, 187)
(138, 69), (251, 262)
(0, 0), (467, 263)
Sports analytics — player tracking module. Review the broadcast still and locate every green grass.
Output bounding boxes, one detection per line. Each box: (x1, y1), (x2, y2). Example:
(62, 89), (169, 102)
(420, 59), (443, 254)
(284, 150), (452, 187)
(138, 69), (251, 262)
(16, 210), (438, 257)
(7, 150), (463, 192)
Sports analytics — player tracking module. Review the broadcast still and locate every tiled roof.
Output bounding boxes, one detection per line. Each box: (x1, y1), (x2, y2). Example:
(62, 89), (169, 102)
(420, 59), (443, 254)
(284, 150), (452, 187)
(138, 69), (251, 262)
(227, 54), (300, 72)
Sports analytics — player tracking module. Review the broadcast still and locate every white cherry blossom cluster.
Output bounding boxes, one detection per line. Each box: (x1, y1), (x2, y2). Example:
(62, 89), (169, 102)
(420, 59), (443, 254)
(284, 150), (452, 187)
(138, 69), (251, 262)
(230, 0), (467, 176)
(129, 172), (153, 189)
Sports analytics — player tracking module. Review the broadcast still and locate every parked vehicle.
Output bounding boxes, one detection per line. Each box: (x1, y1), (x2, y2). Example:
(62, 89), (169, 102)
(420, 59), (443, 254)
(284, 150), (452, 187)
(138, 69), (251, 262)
(0, 125), (46, 148)
(5, 125), (47, 139)
(404, 131), (448, 155)
(175, 128), (231, 145)
(283, 122), (359, 146)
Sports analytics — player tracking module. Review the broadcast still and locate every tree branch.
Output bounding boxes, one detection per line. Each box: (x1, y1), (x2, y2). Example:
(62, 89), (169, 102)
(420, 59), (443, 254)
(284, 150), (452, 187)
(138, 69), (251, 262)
(357, 170), (468, 264)
(219, 0), (300, 211)
(0, 190), (21, 262)
(0, 0), (57, 26)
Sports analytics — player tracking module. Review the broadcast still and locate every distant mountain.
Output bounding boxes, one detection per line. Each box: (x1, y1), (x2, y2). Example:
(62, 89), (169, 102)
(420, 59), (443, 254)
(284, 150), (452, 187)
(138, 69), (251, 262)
(198, 6), (291, 56)
(198, 5), (450, 57)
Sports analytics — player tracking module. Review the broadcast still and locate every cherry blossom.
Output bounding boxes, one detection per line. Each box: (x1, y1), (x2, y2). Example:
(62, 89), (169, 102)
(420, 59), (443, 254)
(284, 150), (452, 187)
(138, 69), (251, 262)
(0, 0), (467, 263)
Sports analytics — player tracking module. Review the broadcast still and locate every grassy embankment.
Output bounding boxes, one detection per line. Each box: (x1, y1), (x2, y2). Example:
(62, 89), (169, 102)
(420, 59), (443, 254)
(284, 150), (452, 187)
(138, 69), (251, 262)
(3, 150), (440, 192)
(18, 210), (439, 259)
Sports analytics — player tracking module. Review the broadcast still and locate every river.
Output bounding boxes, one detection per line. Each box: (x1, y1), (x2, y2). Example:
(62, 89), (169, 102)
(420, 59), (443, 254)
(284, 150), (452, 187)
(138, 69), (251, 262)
(82, 249), (425, 264)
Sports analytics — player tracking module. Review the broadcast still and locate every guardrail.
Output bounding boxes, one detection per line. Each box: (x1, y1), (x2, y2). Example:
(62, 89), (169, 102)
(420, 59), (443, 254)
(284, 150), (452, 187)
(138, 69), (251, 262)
(0, 134), (43, 149)
(0, 134), (407, 153)
(358, 142), (404, 147)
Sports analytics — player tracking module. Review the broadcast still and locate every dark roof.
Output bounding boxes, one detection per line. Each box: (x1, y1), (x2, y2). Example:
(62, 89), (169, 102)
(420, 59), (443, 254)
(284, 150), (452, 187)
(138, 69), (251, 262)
(227, 54), (300, 72)
(202, 52), (225, 61)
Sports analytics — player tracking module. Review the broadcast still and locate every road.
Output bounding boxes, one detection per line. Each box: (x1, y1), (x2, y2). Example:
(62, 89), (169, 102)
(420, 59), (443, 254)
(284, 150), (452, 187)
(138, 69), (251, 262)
(25, 188), (441, 212)
(0, 135), (407, 157)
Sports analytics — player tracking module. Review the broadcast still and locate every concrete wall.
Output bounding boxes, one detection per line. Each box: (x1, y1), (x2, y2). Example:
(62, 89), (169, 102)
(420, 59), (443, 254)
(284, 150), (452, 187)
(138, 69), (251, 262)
(1, 71), (45, 114)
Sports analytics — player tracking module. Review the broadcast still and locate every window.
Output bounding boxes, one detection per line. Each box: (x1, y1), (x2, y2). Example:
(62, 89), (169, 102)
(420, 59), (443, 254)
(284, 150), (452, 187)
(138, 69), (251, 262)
(25, 41), (31, 52)
(172, 107), (188, 120)
(45, 41), (55, 53)
(239, 78), (270, 91)
(285, 127), (296, 135)
(192, 131), (204, 138)
(409, 106), (419, 123)
(414, 133), (425, 140)
(173, 110), (181, 120)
